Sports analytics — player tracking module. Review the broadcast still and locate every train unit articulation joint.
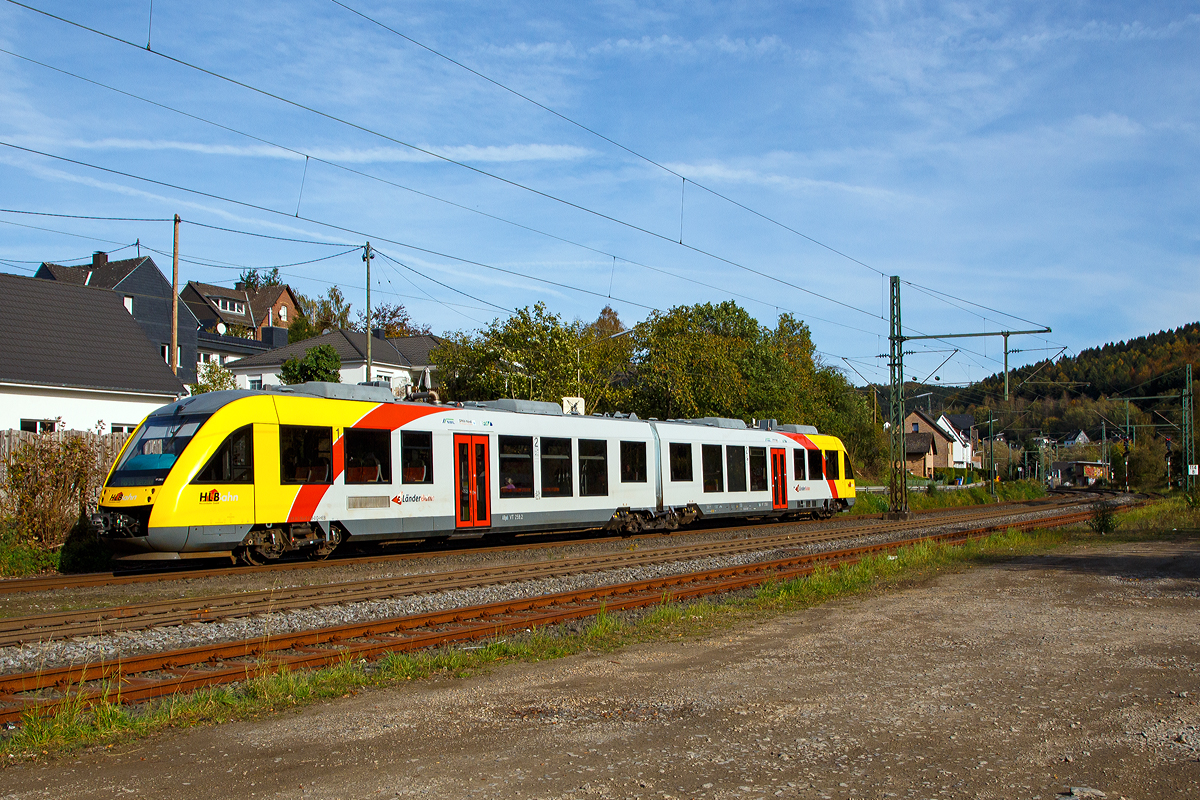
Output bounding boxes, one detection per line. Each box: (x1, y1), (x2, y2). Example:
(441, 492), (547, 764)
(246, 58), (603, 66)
(93, 382), (857, 566)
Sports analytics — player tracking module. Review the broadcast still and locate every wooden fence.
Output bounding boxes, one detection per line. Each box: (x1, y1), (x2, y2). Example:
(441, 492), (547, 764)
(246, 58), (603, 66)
(0, 429), (129, 491)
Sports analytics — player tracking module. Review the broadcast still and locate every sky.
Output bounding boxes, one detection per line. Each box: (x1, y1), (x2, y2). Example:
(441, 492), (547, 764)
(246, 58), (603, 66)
(1, 0), (1197, 388)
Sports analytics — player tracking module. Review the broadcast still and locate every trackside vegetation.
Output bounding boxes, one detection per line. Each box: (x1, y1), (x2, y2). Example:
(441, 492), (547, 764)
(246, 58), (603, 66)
(848, 480), (1045, 515)
(5, 497), (1189, 762)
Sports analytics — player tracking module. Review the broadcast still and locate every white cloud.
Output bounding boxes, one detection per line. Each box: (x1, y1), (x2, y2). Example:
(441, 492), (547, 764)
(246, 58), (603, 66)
(8, 137), (593, 165)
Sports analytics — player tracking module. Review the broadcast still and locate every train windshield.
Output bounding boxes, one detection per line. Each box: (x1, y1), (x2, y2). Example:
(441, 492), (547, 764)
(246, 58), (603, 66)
(107, 415), (209, 487)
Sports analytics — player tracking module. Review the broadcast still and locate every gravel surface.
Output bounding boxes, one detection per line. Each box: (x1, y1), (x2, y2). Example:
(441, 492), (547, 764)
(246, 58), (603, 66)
(0, 502), (1105, 675)
(1, 533), (1195, 799)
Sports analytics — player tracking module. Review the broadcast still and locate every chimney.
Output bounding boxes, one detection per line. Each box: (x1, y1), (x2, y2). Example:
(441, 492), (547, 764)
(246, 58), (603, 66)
(92, 251), (108, 268)
(372, 327), (386, 339)
(234, 281), (247, 291)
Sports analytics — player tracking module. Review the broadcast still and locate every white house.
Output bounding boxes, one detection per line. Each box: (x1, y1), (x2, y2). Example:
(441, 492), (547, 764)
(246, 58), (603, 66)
(224, 330), (442, 392)
(936, 414), (976, 469)
(0, 273), (185, 433)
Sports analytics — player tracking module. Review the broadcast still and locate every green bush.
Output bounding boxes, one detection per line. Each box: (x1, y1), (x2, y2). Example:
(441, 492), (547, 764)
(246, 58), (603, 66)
(279, 344), (342, 384)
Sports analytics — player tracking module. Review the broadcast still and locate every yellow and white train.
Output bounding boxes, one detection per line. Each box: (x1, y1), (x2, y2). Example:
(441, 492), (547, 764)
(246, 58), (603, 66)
(94, 382), (857, 564)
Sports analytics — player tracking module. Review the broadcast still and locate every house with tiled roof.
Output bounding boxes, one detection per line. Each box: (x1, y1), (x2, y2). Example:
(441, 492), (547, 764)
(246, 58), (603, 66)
(0, 273), (185, 433)
(35, 251), (200, 382)
(904, 432), (938, 478)
(180, 279), (300, 347)
(224, 330), (442, 391)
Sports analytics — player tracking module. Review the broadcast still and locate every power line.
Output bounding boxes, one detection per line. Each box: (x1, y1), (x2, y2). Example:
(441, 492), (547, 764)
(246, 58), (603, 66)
(2, 1), (884, 323)
(330, 0), (890, 279)
(0, 207), (171, 222)
(374, 249), (511, 314)
(0, 49), (885, 335)
(0, 139), (667, 315)
(0, 216), (131, 246)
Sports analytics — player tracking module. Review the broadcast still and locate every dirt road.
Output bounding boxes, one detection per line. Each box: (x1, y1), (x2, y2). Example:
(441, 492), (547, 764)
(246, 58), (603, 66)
(4, 537), (1198, 799)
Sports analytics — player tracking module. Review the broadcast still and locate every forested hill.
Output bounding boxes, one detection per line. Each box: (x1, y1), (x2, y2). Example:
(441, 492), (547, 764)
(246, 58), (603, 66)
(974, 321), (1200, 401)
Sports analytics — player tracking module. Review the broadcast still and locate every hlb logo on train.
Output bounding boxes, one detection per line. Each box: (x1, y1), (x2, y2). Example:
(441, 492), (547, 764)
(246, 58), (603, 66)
(199, 489), (239, 503)
(392, 493), (433, 505)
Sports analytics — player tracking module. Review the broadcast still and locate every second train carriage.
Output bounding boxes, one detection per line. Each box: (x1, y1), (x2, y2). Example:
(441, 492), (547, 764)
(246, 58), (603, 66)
(94, 382), (856, 564)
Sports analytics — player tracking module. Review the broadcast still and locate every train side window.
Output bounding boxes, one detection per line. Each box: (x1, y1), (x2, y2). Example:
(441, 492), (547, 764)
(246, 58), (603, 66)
(749, 447), (767, 491)
(726, 445), (747, 492)
(620, 441), (647, 483)
(845, 454), (855, 480)
(401, 431), (434, 484)
(541, 437), (573, 497)
(499, 435), (534, 497)
(702, 444), (724, 493)
(280, 425), (333, 485)
(345, 429), (392, 484)
(808, 449), (824, 481)
(793, 448), (806, 481)
(825, 450), (841, 481)
(193, 425), (253, 483)
(669, 443), (693, 482)
(579, 439), (608, 496)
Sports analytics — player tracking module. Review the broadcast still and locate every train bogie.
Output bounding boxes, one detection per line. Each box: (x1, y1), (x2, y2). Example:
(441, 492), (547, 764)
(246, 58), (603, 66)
(93, 384), (856, 563)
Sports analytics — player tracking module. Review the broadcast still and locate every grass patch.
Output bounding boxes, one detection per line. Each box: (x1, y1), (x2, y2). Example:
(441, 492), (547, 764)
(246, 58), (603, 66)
(849, 480), (1045, 515)
(1, 494), (1180, 762)
(0, 518), (112, 578)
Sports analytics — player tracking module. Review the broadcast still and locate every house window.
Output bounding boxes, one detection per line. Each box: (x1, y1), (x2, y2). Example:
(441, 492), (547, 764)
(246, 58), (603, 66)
(249, 376), (263, 390)
(123, 295), (133, 314)
(344, 429), (391, 484)
(279, 305), (287, 322)
(213, 297), (245, 314)
(912, 422), (919, 433)
(702, 444), (723, 493)
(400, 430), (433, 484)
(579, 439), (608, 497)
(726, 445), (747, 492)
(749, 447), (768, 491)
(669, 443), (693, 482)
(111, 423), (137, 434)
(620, 441), (647, 483)
(193, 426), (254, 483)
(280, 425), (333, 484)
(498, 435), (534, 497)
(20, 419), (56, 433)
(541, 437), (572, 497)
(160, 344), (170, 364)
(375, 373), (391, 386)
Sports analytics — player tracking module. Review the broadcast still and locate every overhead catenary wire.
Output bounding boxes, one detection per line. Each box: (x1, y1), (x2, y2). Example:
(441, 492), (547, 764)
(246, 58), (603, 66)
(0, 49), (881, 337)
(329, 0), (1054, 333)
(0, 139), (668, 316)
(1, 2), (886, 324)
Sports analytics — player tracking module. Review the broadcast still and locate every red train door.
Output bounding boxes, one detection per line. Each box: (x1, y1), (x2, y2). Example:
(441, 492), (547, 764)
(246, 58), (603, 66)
(454, 434), (491, 528)
(770, 448), (788, 510)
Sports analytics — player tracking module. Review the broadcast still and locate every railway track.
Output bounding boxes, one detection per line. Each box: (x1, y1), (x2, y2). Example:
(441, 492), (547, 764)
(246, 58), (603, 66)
(0, 502), (1112, 725)
(0, 495), (1072, 596)
(0, 499), (1087, 646)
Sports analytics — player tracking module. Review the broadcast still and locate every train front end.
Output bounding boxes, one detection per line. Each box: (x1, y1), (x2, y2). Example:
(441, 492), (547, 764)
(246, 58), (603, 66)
(92, 392), (256, 560)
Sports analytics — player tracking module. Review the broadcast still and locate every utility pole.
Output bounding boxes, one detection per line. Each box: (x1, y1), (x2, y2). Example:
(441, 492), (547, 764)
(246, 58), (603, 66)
(171, 214), (179, 376)
(989, 409), (995, 496)
(1101, 420), (1107, 484)
(887, 276), (908, 518)
(1185, 363), (1195, 492)
(1003, 332), (1010, 401)
(363, 242), (373, 383)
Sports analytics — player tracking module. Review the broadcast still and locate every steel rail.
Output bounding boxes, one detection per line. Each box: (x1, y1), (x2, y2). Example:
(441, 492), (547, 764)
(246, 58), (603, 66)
(0, 496), (1069, 596)
(0, 500), (1085, 645)
(0, 503), (1080, 647)
(0, 506), (1107, 725)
